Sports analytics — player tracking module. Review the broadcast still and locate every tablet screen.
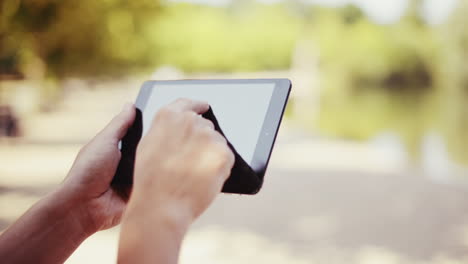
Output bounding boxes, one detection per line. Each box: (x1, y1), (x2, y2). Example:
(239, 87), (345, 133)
(142, 83), (275, 164)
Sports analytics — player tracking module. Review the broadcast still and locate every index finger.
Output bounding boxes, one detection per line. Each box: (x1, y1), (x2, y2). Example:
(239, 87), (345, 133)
(169, 98), (209, 114)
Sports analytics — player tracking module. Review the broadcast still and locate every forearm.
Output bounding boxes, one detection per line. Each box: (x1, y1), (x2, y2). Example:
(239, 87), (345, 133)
(118, 195), (191, 264)
(0, 188), (91, 264)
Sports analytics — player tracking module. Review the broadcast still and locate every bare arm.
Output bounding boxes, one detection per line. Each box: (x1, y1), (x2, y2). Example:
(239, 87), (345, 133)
(0, 189), (90, 264)
(118, 196), (191, 263)
(0, 103), (136, 263)
(118, 99), (234, 263)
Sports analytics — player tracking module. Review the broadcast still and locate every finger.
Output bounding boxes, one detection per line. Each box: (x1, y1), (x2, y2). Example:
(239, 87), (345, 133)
(169, 98), (209, 114)
(99, 103), (136, 142)
(218, 145), (235, 182)
(225, 146), (235, 169)
(197, 116), (215, 130)
(211, 130), (228, 145)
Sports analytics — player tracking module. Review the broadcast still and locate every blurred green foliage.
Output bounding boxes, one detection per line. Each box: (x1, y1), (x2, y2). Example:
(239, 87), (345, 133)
(313, 1), (468, 164)
(0, 1), (299, 79)
(436, 0), (468, 164)
(152, 3), (300, 72)
(312, 3), (445, 161)
(1, 0), (161, 79)
(2, 0), (468, 164)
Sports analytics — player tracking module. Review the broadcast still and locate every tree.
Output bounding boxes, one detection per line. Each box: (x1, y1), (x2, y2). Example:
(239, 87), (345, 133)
(1, 0), (161, 80)
(436, 0), (468, 164)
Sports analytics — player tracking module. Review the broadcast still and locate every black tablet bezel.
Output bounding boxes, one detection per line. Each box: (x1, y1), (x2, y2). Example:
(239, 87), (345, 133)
(136, 78), (291, 189)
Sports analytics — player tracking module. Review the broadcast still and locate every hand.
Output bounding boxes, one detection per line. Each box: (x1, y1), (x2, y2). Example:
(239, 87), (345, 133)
(118, 99), (234, 263)
(0, 103), (136, 264)
(129, 98), (234, 225)
(59, 103), (136, 234)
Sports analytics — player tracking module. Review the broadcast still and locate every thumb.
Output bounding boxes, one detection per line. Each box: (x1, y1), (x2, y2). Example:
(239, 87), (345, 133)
(99, 103), (136, 143)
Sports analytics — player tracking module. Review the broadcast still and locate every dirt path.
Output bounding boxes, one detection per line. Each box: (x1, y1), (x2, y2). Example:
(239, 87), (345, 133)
(2, 137), (468, 263)
(2, 78), (468, 263)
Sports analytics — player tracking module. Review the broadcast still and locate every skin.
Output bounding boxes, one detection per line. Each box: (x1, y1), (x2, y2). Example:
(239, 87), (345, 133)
(0, 98), (234, 264)
(0, 103), (136, 264)
(118, 99), (234, 264)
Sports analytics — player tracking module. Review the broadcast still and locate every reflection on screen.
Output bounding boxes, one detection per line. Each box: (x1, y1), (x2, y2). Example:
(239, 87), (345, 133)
(143, 83), (275, 164)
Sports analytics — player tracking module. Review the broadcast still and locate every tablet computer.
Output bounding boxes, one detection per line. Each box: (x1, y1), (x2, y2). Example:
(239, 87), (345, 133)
(112, 79), (291, 195)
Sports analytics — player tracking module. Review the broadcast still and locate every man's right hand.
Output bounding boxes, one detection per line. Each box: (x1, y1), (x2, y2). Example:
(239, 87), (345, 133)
(118, 98), (235, 264)
(133, 98), (234, 220)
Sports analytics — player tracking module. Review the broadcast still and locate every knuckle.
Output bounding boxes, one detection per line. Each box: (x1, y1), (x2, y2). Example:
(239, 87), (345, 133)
(155, 107), (174, 121)
(175, 98), (190, 105)
(200, 125), (214, 136)
(156, 107), (169, 118)
(227, 148), (235, 164)
(214, 132), (227, 144)
(204, 119), (215, 129)
(182, 112), (196, 125)
(213, 144), (233, 166)
(222, 148), (235, 165)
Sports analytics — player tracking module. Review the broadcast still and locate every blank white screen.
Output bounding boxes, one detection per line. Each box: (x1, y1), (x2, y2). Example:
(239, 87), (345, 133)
(143, 83), (275, 163)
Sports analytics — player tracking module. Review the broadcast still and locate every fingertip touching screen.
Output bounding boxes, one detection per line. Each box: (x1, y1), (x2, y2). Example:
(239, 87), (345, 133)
(112, 79), (291, 196)
(142, 83), (275, 165)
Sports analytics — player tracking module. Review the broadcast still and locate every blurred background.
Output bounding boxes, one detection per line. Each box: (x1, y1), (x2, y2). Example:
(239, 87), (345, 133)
(2, 0), (468, 263)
